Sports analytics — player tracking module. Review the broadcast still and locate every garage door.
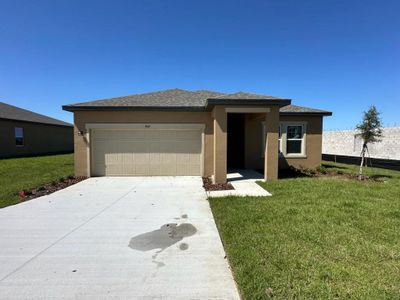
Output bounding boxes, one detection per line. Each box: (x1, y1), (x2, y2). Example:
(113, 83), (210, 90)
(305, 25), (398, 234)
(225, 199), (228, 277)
(91, 127), (203, 176)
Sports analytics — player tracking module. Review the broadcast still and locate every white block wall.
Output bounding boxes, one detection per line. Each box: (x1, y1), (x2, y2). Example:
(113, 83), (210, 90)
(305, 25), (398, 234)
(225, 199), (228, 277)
(322, 127), (400, 160)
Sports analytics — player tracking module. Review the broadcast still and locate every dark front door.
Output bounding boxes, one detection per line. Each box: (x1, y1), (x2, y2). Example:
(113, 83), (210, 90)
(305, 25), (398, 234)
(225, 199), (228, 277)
(227, 113), (245, 169)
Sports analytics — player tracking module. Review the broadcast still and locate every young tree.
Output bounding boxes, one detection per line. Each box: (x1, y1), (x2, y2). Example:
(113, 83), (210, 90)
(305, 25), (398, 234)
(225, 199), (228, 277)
(355, 106), (383, 179)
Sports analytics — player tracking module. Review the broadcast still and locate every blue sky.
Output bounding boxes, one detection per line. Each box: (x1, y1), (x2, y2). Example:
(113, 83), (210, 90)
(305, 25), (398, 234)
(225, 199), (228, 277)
(0, 0), (399, 129)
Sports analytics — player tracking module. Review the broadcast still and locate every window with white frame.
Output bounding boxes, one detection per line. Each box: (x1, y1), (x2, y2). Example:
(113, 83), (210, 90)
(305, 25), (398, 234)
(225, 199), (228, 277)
(284, 123), (306, 156)
(15, 127), (24, 146)
(262, 122), (306, 157)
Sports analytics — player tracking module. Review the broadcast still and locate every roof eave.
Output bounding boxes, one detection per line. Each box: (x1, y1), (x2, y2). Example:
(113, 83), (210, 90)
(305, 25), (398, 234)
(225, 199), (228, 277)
(0, 117), (73, 127)
(62, 105), (207, 112)
(206, 98), (291, 109)
(280, 112), (333, 116)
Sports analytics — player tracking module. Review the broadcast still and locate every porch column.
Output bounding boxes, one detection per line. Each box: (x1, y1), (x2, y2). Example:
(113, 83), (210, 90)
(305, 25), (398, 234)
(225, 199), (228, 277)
(264, 106), (279, 181)
(212, 106), (227, 183)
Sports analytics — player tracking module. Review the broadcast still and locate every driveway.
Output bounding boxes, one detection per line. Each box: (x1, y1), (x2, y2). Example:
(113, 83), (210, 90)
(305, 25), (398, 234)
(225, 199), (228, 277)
(0, 177), (240, 299)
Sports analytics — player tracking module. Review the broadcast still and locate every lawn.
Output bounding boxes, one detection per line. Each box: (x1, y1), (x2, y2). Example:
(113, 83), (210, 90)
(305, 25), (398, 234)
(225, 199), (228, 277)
(0, 153), (74, 208)
(209, 162), (400, 299)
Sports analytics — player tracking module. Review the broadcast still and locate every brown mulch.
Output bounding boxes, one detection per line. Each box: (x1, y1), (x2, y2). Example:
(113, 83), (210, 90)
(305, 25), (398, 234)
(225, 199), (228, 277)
(18, 176), (87, 201)
(202, 177), (234, 191)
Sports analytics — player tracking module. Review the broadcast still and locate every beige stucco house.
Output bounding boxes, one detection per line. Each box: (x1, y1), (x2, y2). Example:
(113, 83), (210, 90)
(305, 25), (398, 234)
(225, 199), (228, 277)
(63, 89), (331, 183)
(0, 102), (73, 158)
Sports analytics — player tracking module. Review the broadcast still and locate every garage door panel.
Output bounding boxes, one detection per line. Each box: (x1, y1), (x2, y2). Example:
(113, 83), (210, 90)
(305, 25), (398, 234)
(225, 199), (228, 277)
(177, 153), (190, 164)
(91, 128), (202, 176)
(149, 153), (161, 163)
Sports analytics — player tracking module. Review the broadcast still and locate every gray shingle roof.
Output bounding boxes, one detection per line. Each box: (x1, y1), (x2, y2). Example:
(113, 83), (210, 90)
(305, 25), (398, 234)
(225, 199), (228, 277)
(210, 91), (284, 100)
(63, 88), (291, 111)
(280, 104), (332, 116)
(0, 102), (72, 127)
(67, 89), (224, 108)
(62, 88), (331, 116)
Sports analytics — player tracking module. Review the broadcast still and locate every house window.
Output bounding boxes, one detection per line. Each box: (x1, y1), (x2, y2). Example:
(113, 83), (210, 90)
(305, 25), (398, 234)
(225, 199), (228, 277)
(286, 125), (304, 154)
(15, 127), (24, 146)
(262, 122), (306, 157)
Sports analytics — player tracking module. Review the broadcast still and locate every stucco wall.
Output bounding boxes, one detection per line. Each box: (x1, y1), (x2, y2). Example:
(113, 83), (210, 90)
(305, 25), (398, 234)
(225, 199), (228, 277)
(244, 113), (265, 169)
(72, 110), (325, 178)
(0, 119), (73, 158)
(243, 115), (323, 170)
(322, 127), (400, 160)
(279, 115), (323, 169)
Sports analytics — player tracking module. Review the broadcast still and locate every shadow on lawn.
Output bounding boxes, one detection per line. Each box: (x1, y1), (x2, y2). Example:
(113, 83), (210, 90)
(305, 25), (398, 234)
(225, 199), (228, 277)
(257, 167), (313, 179)
(278, 168), (313, 179)
(321, 163), (347, 170)
(369, 174), (393, 180)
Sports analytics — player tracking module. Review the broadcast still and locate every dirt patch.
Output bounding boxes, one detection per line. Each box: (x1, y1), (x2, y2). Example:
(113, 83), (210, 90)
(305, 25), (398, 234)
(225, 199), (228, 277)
(319, 170), (385, 182)
(281, 166), (385, 182)
(18, 176), (87, 201)
(202, 177), (234, 191)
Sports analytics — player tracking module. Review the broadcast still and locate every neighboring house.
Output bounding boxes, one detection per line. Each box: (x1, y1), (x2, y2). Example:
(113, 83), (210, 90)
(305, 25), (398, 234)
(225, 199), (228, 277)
(63, 89), (331, 183)
(0, 102), (73, 158)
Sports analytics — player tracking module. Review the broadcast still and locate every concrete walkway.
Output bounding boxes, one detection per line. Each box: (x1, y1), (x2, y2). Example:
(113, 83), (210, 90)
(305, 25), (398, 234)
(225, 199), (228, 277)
(0, 177), (240, 299)
(207, 169), (272, 197)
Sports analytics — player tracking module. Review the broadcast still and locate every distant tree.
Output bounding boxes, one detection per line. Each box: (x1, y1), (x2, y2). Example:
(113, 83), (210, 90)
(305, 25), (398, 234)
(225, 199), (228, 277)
(355, 106), (383, 179)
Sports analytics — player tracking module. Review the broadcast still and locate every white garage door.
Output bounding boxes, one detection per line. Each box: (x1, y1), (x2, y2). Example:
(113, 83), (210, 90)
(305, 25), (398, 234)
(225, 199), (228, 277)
(91, 127), (203, 176)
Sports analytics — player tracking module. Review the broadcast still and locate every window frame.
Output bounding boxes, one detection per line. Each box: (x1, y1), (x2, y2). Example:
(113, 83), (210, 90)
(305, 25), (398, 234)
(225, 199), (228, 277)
(15, 127), (24, 147)
(262, 121), (307, 158)
(281, 122), (307, 157)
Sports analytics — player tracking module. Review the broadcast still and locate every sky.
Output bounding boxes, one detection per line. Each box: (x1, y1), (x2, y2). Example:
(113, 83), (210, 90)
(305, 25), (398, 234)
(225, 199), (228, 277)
(0, 0), (399, 130)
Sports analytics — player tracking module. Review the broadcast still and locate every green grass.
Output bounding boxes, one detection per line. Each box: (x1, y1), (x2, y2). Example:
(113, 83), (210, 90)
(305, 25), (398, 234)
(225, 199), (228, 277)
(209, 162), (400, 299)
(0, 154), (74, 208)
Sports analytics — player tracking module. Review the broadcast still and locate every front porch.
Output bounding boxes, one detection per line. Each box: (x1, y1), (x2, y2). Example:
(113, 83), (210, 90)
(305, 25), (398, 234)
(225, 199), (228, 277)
(212, 105), (280, 184)
(206, 169), (272, 197)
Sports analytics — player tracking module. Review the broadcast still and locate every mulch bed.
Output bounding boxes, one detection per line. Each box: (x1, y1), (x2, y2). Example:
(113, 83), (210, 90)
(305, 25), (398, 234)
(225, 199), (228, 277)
(18, 176), (87, 201)
(202, 177), (234, 191)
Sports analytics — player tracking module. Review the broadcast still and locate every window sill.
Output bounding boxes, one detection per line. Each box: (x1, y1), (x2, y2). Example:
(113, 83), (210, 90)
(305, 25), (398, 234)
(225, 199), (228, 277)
(284, 154), (307, 159)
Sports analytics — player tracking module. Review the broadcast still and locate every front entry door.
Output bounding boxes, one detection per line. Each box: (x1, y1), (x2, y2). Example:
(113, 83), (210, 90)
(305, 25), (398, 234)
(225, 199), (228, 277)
(227, 114), (245, 169)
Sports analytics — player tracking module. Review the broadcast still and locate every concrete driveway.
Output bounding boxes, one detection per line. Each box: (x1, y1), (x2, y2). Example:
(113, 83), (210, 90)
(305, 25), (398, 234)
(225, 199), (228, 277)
(0, 177), (240, 299)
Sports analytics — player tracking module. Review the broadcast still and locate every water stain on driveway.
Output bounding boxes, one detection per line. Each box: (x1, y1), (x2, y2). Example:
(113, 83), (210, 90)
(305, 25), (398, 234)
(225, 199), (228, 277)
(128, 223), (197, 253)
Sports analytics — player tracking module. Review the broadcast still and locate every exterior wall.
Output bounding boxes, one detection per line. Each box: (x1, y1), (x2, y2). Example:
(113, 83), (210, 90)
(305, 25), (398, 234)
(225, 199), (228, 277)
(73, 111), (214, 177)
(243, 115), (324, 170)
(323, 127), (400, 160)
(212, 106), (227, 183)
(211, 105), (280, 182)
(0, 119), (73, 158)
(264, 106), (280, 180)
(72, 109), (324, 179)
(244, 113), (265, 169)
(279, 115), (323, 169)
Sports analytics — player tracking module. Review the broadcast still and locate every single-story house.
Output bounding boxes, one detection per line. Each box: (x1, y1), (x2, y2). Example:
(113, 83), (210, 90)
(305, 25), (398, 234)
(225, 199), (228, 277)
(0, 102), (73, 158)
(63, 89), (332, 183)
